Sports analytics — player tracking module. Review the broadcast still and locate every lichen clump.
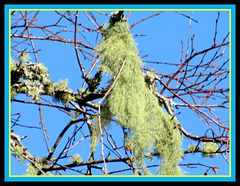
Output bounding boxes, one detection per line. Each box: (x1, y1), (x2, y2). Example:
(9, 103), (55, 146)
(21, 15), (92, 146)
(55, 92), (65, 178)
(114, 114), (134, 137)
(11, 57), (74, 106)
(93, 13), (183, 175)
(200, 142), (219, 158)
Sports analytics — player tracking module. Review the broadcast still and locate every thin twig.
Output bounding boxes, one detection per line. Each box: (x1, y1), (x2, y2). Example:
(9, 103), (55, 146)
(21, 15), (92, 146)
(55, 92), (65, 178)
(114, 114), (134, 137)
(175, 11), (199, 23)
(74, 11), (86, 77)
(98, 58), (126, 103)
(130, 11), (163, 29)
(97, 58), (126, 175)
(46, 118), (86, 162)
(38, 105), (51, 153)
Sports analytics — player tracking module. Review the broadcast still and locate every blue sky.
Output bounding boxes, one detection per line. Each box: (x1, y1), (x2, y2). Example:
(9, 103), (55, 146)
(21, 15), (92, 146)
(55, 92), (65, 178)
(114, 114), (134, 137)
(9, 6), (232, 179)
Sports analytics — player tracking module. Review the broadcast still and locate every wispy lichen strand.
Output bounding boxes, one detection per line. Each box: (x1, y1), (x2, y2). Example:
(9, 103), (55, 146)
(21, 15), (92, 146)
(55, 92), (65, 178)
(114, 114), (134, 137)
(94, 13), (183, 175)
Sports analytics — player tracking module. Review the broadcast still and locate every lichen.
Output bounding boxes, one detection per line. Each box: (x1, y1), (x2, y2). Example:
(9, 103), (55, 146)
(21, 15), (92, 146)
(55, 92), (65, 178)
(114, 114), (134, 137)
(11, 57), (74, 106)
(70, 154), (82, 165)
(200, 142), (219, 158)
(93, 12), (183, 175)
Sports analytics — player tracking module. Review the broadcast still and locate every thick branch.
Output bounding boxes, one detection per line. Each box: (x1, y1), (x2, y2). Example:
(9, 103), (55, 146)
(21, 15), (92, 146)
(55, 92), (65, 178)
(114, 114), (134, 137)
(44, 157), (130, 172)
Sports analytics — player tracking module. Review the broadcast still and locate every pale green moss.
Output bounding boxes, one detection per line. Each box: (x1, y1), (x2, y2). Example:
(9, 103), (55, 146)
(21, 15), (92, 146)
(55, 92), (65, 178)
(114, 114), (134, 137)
(26, 156), (50, 175)
(187, 144), (197, 154)
(11, 56), (74, 106)
(93, 15), (183, 175)
(70, 154), (82, 165)
(200, 142), (219, 158)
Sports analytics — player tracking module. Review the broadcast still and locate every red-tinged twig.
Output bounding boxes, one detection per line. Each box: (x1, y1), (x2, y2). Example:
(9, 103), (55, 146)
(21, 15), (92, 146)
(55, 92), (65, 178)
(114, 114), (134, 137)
(213, 12), (220, 47)
(160, 41), (229, 95)
(126, 11), (133, 19)
(74, 11), (85, 76)
(62, 135), (90, 154)
(156, 76), (226, 128)
(178, 124), (228, 144)
(26, 25), (39, 63)
(130, 11), (163, 29)
(175, 102), (229, 109)
(56, 11), (98, 32)
(11, 34), (94, 50)
(154, 86), (228, 144)
(89, 11), (100, 28)
(46, 118), (86, 162)
(175, 11), (199, 23)
(104, 127), (123, 159)
(12, 99), (86, 114)
(84, 11), (99, 29)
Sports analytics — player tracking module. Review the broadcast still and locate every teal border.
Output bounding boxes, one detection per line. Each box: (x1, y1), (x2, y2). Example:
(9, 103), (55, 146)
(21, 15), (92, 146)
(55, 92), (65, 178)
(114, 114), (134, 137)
(4, 4), (10, 182)
(4, 4), (236, 182)
(229, 3), (236, 182)
(3, 4), (237, 10)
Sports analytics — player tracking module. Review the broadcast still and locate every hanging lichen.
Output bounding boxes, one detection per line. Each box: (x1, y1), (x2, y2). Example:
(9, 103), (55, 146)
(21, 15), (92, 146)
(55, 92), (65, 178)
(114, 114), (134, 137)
(93, 11), (183, 175)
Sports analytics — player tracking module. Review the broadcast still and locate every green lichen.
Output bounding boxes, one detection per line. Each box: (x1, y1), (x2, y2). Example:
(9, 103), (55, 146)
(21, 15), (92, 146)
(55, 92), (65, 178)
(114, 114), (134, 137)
(11, 58), (52, 101)
(93, 13), (183, 175)
(53, 79), (74, 106)
(200, 142), (219, 158)
(26, 155), (50, 175)
(11, 56), (74, 106)
(70, 154), (82, 165)
(187, 144), (197, 154)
